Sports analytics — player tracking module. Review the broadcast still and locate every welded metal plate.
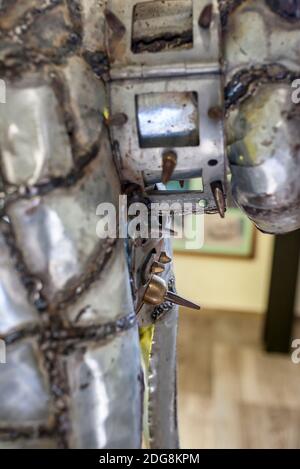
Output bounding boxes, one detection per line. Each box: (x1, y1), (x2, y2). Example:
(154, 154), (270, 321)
(0, 227), (39, 336)
(67, 327), (142, 449)
(0, 340), (51, 426)
(110, 74), (225, 210)
(106, 0), (220, 79)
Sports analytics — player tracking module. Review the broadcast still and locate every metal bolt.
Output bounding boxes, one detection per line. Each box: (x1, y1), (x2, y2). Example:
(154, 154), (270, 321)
(106, 112), (128, 127)
(211, 181), (226, 219)
(208, 106), (223, 120)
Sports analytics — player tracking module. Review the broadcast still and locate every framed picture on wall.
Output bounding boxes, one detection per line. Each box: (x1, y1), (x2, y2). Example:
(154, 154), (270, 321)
(168, 178), (256, 259)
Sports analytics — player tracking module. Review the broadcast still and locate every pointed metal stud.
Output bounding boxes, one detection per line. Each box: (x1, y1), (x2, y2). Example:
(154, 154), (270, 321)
(211, 181), (226, 219)
(143, 275), (201, 311)
(143, 275), (167, 306)
(159, 252), (172, 264)
(198, 4), (213, 29)
(151, 261), (165, 275)
(161, 151), (177, 184)
(165, 291), (201, 311)
(104, 8), (126, 37)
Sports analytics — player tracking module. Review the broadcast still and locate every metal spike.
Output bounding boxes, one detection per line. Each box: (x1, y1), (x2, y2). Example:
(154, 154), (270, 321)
(151, 261), (165, 274)
(159, 252), (172, 264)
(211, 181), (226, 219)
(198, 4), (213, 29)
(143, 275), (201, 311)
(161, 151), (177, 184)
(104, 8), (126, 37)
(165, 291), (201, 311)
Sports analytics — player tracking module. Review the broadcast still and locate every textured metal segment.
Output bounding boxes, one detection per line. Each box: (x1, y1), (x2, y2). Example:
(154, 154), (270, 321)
(148, 305), (179, 449)
(64, 240), (134, 326)
(224, 0), (300, 78)
(0, 438), (59, 449)
(0, 225), (39, 336)
(61, 57), (107, 156)
(228, 84), (300, 234)
(0, 84), (73, 186)
(134, 236), (179, 448)
(67, 327), (143, 449)
(7, 130), (120, 301)
(0, 340), (51, 426)
(224, 0), (300, 235)
(0, 0), (144, 450)
(80, 0), (107, 54)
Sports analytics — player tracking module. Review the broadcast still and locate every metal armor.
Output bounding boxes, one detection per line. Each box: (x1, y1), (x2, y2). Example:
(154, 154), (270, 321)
(0, 0), (299, 449)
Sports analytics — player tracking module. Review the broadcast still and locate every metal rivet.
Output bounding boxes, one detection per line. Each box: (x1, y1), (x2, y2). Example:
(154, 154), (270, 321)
(105, 112), (128, 127)
(211, 181), (226, 219)
(208, 106), (223, 120)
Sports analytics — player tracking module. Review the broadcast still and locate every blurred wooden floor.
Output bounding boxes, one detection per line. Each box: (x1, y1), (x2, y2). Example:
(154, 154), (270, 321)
(178, 309), (300, 449)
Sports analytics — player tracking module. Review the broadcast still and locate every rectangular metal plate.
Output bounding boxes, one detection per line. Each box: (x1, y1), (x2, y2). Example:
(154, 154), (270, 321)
(110, 74), (225, 188)
(107, 0), (220, 79)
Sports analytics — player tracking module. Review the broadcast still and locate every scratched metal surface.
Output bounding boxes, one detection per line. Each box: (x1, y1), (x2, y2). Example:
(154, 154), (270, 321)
(0, 0), (142, 449)
(224, 0), (300, 234)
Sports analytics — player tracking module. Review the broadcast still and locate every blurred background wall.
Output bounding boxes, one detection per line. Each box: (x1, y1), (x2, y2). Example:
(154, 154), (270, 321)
(174, 229), (300, 449)
(174, 231), (274, 314)
(296, 262), (300, 317)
